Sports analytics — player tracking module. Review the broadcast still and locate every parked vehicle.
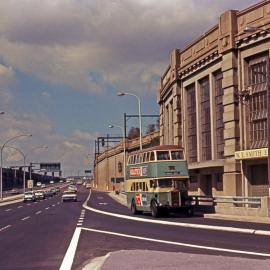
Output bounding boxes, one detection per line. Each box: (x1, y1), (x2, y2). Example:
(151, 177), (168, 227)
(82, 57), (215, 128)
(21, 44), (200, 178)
(24, 191), (36, 202)
(62, 190), (77, 202)
(36, 182), (42, 187)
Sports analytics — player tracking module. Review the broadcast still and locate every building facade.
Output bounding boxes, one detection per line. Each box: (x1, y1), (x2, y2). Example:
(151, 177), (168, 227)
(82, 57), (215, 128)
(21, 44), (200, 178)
(158, 1), (270, 202)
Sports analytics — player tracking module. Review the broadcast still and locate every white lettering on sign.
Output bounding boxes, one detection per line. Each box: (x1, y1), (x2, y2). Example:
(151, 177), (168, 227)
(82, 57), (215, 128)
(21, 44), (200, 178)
(130, 167), (142, 177)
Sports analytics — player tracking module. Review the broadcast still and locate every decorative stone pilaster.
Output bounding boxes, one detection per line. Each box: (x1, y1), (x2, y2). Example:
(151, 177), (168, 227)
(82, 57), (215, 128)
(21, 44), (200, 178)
(219, 10), (242, 196)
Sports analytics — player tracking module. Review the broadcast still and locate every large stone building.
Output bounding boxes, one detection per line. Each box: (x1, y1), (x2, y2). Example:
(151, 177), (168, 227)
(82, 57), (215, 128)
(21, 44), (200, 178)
(158, 1), (270, 202)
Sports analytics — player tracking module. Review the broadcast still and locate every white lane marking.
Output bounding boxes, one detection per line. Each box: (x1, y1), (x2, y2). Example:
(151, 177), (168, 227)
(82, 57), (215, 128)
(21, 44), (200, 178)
(52, 204), (55, 207)
(34, 202), (38, 204)
(82, 227), (270, 258)
(77, 223), (83, 226)
(35, 211), (42, 215)
(17, 206), (23, 209)
(27, 204), (31, 206)
(21, 216), (30, 221)
(0, 225), (11, 232)
(5, 208), (12, 212)
(98, 202), (108, 205)
(83, 191), (270, 237)
(45, 207), (50, 210)
(59, 227), (82, 270)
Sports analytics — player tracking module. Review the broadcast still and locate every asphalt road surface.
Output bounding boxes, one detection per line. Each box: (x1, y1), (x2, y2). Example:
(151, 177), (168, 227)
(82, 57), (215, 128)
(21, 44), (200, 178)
(1, 188), (270, 270)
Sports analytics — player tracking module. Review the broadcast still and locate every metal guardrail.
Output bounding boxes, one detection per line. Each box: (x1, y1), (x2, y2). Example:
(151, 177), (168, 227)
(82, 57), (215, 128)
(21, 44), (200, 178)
(190, 195), (262, 208)
(214, 196), (262, 207)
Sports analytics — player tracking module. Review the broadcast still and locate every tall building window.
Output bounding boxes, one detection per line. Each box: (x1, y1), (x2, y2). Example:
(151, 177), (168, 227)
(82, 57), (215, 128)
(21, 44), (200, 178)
(187, 84), (197, 163)
(200, 77), (211, 161)
(214, 71), (224, 159)
(247, 54), (268, 149)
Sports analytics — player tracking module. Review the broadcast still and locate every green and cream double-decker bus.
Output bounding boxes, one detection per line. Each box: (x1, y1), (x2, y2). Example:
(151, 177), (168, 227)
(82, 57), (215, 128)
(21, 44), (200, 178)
(126, 145), (193, 217)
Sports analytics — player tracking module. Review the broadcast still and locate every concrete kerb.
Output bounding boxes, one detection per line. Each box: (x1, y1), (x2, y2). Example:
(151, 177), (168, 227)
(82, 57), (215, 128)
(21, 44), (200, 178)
(0, 195), (24, 206)
(84, 191), (270, 237)
(109, 191), (270, 225)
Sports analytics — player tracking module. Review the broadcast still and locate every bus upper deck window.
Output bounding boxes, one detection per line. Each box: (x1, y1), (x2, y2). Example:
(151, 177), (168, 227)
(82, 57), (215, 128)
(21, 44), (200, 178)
(171, 151), (183, 160)
(157, 151), (170, 160)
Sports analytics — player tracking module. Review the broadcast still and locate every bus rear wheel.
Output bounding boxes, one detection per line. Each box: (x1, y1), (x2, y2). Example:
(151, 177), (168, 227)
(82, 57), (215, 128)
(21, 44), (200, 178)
(151, 200), (160, 218)
(131, 199), (139, 215)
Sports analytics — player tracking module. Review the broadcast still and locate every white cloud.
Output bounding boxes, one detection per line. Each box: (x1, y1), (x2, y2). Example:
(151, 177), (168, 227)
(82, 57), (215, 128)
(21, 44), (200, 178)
(0, 0), (258, 95)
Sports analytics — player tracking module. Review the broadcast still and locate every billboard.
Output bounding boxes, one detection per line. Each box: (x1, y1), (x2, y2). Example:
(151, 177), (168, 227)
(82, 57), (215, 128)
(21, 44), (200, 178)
(40, 163), (61, 172)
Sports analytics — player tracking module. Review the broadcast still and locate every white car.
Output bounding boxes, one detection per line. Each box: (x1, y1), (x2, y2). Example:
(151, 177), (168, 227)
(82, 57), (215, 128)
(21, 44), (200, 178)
(49, 180), (54, 184)
(34, 190), (45, 200)
(68, 185), (78, 192)
(24, 191), (36, 202)
(62, 190), (77, 202)
(36, 182), (42, 187)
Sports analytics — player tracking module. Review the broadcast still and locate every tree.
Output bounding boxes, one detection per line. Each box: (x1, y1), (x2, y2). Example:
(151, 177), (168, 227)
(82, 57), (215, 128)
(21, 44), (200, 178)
(156, 118), (160, 131)
(128, 127), (140, 139)
(146, 124), (156, 134)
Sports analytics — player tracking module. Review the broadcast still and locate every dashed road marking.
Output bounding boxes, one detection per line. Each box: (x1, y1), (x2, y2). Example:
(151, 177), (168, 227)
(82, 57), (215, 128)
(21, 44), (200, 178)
(52, 204), (55, 207)
(27, 204), (31, 206)
(21, 216), (30, 221)
(0, 225), (11, 232)
(35, 211), (42, 215)
(5, 208), (12, 212)
(98, 202), (108, 205)
(45, 207), (50, 210)
(17, 206), (23, 209)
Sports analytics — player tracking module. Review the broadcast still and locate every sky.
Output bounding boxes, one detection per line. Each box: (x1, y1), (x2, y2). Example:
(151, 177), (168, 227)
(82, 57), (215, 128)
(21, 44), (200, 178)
(0, 0), (259, 176)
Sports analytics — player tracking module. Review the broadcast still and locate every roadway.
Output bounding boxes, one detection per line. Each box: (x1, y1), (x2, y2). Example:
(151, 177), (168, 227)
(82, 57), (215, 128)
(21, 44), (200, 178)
(1, 188), (270, 269)
(0, 186), (89, 270)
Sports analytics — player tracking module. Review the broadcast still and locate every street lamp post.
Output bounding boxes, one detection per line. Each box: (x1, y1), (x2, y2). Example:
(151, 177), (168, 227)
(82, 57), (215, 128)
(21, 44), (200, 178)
(117, 92), (142, 150)
(244, 25), (270, 196)
(108, 124), (126, 185)
(0, 134), (32, 200)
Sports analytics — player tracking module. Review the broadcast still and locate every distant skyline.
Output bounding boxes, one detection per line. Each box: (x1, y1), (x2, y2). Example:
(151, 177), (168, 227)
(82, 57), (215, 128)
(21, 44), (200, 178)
(0, 0), (259, 174)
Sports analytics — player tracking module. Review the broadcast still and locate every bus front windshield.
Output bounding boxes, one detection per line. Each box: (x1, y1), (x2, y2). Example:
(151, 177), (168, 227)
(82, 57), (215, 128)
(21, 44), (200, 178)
(157, 179), (188, 189)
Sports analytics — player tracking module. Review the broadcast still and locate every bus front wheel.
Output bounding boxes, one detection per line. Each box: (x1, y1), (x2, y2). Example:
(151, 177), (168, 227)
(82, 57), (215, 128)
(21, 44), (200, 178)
(151, 200), (160, 218)
(131, 199), (139, 215)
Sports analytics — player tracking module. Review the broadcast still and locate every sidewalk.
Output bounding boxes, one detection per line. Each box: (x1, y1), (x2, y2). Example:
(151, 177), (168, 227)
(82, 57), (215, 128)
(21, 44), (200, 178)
(83, 250), (270, 270)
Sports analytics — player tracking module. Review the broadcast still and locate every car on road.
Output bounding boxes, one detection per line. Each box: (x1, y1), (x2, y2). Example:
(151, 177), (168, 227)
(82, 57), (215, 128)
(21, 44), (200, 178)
(68, 185), (77, 192)
(24, 191), (36, 202)
(34, 190), (45, 200)
(62, 190), (77, 202)
(49, 180), (54, 184)
(9, 188), (20, 195)
(36, 182), (42, 187)
(41, 184), (46, 188)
